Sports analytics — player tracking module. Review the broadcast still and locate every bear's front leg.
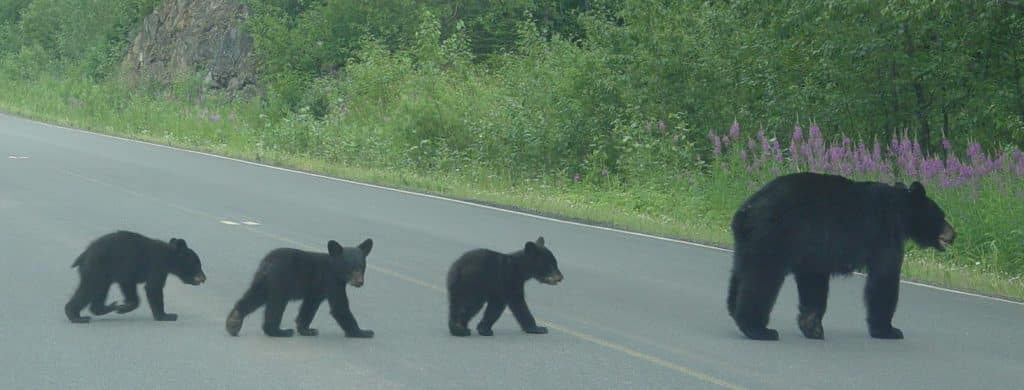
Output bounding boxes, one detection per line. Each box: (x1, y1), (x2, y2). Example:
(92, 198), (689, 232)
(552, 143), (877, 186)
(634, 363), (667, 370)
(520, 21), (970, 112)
(865, 271), (903, 339)
(116, 283), (140, 314)
(475, 296), (506, 336)
(327, 288), (373, 338)
(262, 297), (294, 337)
(506, 287), (546, 334)
(145, 285), (177, 321)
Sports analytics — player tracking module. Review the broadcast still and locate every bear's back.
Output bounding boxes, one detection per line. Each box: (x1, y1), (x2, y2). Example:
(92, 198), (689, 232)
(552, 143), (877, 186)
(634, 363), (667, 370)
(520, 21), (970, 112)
(447, 249), (505, 289)
(75, 230), (163, 270)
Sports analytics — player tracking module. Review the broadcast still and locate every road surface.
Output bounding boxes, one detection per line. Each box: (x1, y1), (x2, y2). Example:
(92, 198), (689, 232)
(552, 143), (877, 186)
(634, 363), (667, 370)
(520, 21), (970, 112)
(1, 113), (1021, 389)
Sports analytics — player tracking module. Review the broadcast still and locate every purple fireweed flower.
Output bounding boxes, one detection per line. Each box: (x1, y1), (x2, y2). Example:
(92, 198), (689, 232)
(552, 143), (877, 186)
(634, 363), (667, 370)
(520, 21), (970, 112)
(940, 175), (953, 187)
(946, 154), (961, 170)
(709, 131), (722, 156)
(757, 130), (771, 157)
(739, 149), (748, 162)
(792, 125), (803, 142)
(959, 164), (975, 181)
(729, 120), (740, 139)
(966, 142), (982, 159)
(801, 143), (815, 170)
(899, 134), (913, 156)
(942, 138), (952, 151)
(920, 157), (944, 181)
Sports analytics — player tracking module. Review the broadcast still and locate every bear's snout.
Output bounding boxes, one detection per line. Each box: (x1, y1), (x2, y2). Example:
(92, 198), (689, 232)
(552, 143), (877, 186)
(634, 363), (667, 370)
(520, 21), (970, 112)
(542, 272), (563, 285)
(937, 223), (956, 251)
(349, 271), (364, 287)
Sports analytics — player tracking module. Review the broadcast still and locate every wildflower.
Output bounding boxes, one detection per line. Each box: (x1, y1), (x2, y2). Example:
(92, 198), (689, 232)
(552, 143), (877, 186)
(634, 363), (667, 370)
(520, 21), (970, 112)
(808, 123), (821, 144)
(966, 142), (982, 160)
(729, 120), (740, 139)
(709, 131), (722, 156)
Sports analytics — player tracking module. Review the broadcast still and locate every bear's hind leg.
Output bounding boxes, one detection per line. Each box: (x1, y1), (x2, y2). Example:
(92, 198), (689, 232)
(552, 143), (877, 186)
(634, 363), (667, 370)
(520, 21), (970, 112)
(475, 295), (506, 336)
(296, 297), (324, 336)
(65, 281), (92, 323)
(727, 273), (740, 318)
(448, 292), (484, 337)
(226, 284), (266, 336)
(795, 271), (829, 339)
(732, 265), (786, 341)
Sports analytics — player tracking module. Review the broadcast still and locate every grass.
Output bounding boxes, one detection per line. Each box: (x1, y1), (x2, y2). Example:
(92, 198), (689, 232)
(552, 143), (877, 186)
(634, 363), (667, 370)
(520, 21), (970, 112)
(2, 74), (1021, 302)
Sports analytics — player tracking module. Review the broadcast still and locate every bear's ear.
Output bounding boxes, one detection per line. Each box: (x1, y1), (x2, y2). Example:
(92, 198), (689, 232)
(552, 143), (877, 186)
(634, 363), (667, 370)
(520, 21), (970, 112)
(328, 240), (343, 256)
(910, 181), (926, 197)
(169, 238), (186, 252)
(536, 236), (545, 247)
(358, 238), (373, 256)
(525, 241), (539, 255)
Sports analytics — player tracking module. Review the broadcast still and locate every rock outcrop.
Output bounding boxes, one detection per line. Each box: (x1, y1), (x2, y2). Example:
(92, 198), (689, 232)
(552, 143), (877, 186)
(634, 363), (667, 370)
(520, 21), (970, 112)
(121, 0), (256, 95)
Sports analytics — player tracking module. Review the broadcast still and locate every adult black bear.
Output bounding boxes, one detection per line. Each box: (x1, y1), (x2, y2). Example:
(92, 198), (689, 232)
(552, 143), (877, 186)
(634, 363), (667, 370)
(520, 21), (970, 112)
(64, 231), (206, 323)
(447, 237), (564, 337)
(225, 239), (374, 338)
(727, 172), (955, 340)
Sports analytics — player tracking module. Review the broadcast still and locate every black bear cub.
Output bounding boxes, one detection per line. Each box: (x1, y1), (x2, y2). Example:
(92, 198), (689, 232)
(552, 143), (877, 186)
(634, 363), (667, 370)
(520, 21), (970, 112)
(65, 231), (206, 323)
(225, 239), (374, 338)
(727, 172), (956, 341)
(447, 237), (564, 337)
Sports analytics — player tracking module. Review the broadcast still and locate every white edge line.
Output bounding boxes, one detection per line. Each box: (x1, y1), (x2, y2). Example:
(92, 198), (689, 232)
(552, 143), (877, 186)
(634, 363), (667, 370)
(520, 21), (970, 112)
(16, 114), (1023, 307)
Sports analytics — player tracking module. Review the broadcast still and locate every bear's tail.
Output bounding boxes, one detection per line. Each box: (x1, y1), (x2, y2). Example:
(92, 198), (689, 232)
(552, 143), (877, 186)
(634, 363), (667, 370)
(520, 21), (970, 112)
(730, 205), (752, 239)
(70, 253), (85, 268)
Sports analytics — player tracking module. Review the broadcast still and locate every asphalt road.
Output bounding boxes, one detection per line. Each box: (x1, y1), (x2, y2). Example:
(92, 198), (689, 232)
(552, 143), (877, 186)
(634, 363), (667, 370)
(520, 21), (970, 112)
(1, 112), (1022, 389)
